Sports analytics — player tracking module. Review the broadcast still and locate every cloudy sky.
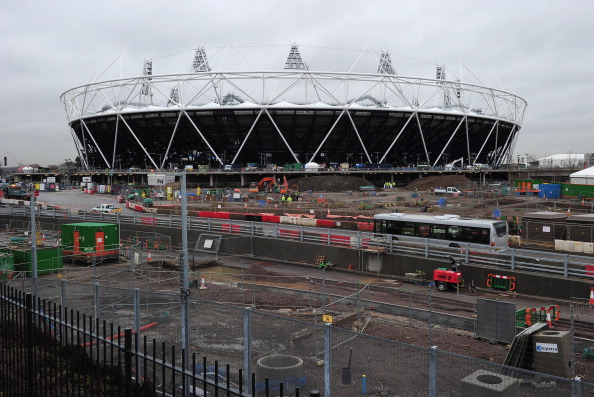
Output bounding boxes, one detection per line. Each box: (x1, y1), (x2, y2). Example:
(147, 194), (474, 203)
(1, 1), (592, 167)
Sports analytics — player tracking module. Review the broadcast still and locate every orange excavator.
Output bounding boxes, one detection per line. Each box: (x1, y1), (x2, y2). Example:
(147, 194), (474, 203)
(249, 176), (294, 194)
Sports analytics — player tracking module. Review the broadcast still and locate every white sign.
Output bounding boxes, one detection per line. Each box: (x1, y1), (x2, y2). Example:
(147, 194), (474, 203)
(535, 343), (558, 353)
(543, 226), (551, 233)
(147, 173), (175, 186)
(204, 239), (213, 249)
(82, 176), (92, 183)
(46, 177), (56, 183)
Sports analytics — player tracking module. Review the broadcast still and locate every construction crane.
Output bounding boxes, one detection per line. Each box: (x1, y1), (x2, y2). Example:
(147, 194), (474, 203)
(6, 152), (22, 166)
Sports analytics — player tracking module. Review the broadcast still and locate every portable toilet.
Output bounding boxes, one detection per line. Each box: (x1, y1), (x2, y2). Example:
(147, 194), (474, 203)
(61, 222), (120, 263)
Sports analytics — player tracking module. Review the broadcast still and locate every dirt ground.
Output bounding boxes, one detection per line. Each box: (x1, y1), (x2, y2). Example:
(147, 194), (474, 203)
(183, 174), (590, 225)
(51, 259), (594, 385)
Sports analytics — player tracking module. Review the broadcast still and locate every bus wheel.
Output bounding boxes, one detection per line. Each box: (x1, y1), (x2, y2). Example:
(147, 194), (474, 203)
(437, 282), (447, 291)
(449, 243), (460, 248)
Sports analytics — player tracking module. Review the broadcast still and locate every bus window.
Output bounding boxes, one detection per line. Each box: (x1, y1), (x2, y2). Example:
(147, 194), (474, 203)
(401, 222), (415, 236)
(375, 220), (386, 234)
(479, 228), (490, 244)
(418, 223), (430, 237)
(447, 225), (460, 240)
(386, 220), (400, 235)
(431, 224), (447, 239)
(461, 227), (489, 244)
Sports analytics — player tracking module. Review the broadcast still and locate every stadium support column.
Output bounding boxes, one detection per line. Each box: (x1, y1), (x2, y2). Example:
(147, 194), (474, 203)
(210, 174), (214, 187)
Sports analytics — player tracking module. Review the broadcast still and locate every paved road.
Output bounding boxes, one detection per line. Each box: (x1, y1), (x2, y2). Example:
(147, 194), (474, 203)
(38, 189), (133, 212)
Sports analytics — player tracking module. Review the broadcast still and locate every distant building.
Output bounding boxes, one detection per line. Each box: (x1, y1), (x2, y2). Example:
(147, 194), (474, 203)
(0, 166), (18, 183)
(585, 153), (594, 168)
(537, 154), (585, 168)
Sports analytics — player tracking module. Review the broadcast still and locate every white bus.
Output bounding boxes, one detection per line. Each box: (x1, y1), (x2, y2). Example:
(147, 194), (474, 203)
(374, 213), (509, 247)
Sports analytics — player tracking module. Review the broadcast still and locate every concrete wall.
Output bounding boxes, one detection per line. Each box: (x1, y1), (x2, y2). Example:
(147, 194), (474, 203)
(1, 214), (588, 301)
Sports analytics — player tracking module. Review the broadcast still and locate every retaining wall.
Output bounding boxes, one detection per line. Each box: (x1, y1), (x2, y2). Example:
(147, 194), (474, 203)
(0, 214), (588, 301)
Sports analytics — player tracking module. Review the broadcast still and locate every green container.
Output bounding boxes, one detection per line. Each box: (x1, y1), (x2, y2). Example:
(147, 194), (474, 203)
(11, 247), (63, 276)
(562, 183), (594, 199)
(0, 251), (15, 280)
(61, 222), (120, 262)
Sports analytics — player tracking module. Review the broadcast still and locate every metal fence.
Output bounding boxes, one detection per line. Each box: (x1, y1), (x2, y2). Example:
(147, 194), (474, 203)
(1, 204), (594, 279)
(3, 274), (594, 396)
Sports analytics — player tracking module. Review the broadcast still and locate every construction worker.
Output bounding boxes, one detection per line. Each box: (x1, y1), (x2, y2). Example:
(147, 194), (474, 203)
(281, 195), (286, 204)
(287, 195), (293, 204)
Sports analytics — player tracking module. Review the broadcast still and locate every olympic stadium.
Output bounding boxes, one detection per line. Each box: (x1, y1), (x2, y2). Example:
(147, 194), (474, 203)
(60, 44), (527, 171)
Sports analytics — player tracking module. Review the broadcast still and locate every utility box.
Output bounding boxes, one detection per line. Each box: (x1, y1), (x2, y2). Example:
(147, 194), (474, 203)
(532, 330), (573, 378)
(460, 370), (519, 396)
(61, 222), (120, 263)
(11, 247), (63, 276)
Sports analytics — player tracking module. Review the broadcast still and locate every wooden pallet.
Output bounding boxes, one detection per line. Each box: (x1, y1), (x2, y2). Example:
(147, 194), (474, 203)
(315, 255), (326, 265)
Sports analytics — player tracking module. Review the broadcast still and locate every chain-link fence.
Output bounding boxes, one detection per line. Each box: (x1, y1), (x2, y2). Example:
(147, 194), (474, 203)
(7, 272), (594, 396)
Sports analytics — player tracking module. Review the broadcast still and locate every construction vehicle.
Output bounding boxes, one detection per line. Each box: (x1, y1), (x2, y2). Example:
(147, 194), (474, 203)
(249, 176), (292, 194)
(249, 177), (278, 193)
(445, 157), (463, 171)
(249, 176), (300, 199)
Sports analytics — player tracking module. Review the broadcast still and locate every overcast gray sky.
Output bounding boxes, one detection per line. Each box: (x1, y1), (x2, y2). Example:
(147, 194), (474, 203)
(1, 0), (592, 167)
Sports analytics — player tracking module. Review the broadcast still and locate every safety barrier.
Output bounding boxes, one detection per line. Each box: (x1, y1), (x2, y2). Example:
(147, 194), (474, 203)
(516, 305), (560, 327)
(486, 274), (516, 291)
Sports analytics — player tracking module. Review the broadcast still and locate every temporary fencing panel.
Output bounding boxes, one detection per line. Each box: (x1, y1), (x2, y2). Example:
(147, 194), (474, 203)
(476, 298), (517, 344)
(486, 274), (516, 291)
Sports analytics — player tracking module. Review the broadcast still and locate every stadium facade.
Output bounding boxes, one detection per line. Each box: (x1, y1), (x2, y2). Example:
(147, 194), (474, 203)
(60, 45), (527, 170)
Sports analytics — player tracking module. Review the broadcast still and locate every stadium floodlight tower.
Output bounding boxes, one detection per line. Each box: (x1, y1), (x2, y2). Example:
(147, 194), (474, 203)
(60, 43), (528, 171)
(284, 42), (308, 70)
(141, 59), (153, 105)
(192, 45), (211, 72)
(377, 50), (395, 75)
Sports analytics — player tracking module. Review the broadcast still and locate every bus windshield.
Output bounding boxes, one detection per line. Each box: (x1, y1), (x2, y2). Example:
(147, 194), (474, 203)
(493, 222), (508, 237)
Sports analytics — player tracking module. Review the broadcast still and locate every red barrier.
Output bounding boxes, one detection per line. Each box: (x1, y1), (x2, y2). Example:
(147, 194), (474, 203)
(320, 233), (352, 247)
(357, 222), (374, 232)
(210, 212), (230, 219)
(222, 224), (241, 233)
(316, 219), (336, 228)
(140, 217), (157, 225)
(279, 229), (300, 239)
(261, 215), (281, 223)
(198, 211), (214, 218)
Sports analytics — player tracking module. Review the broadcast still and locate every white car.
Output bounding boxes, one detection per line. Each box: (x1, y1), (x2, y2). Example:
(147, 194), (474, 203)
(91, 203), (122, 213)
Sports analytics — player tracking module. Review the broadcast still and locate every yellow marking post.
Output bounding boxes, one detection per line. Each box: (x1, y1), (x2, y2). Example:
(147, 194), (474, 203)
(323, 314), (333, 324)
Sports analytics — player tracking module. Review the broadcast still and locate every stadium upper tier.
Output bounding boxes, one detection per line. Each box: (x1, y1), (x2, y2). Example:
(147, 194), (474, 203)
(61, 66), (526, 170)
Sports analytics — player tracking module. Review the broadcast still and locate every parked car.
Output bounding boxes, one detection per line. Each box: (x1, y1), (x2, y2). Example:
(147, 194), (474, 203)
(91, 203), (122, 213)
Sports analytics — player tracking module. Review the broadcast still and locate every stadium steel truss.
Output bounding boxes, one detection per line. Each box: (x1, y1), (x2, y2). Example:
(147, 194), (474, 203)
(60, 45), (527, 170)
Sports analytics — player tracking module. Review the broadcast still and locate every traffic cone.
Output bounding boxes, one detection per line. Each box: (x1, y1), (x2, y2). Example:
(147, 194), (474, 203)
(582, 198), (586, 206)
(199, 275), (208, 290)
(147, 250), (152, 262)
(589, 287), (594, 304)
(566, 207), (571, 215)
(546, 311), (552, 328)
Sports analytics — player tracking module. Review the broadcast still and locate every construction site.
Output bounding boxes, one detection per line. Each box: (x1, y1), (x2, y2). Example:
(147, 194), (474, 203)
(1, 172), (594, 396)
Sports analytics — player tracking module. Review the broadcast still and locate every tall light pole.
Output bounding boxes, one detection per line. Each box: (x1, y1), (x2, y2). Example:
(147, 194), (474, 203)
(30, 189), (38, 297)
(179, 170), (189, 369)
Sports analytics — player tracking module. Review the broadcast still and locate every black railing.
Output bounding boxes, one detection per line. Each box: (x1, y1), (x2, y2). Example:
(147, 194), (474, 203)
(0, 283), (300, 396)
